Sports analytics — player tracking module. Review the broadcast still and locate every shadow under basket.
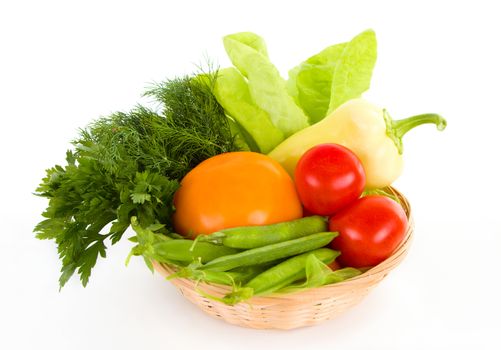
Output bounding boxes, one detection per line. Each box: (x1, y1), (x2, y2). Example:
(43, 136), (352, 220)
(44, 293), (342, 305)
(153, 187), (414, 330)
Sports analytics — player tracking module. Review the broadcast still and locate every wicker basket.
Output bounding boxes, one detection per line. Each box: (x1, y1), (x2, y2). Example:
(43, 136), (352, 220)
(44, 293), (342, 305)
(153, 187), (413, 330)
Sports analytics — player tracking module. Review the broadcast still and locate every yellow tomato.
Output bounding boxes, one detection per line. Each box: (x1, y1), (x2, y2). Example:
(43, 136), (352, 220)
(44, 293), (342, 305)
(173, 152), (303, 237)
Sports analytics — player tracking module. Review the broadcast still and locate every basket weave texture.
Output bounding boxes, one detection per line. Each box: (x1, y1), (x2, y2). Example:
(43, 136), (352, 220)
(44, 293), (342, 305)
(153, 187), (413, 330)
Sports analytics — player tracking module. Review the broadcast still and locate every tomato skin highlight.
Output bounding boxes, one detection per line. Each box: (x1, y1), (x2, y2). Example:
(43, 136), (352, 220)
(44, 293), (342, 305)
(173, 152), (303, 237)
(294, 144), (366, 216)
(328, 195), (408, 267)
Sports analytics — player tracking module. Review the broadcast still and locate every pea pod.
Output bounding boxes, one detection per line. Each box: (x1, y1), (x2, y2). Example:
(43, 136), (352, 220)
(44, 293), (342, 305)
(223, 248), (339, 305)
(170, 264), (270, 286)
(152, 240), (239, 263)
(201, 231), (337, 272)
(197, 216), (327, 249)
(278, 255), (362, 294)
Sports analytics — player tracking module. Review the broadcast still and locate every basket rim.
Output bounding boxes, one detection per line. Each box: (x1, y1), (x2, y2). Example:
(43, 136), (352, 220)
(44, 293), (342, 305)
(154, 186), (413, 299)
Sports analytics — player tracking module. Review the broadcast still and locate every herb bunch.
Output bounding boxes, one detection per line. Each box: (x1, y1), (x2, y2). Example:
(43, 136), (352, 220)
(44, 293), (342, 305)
(34, 73), (239, 288)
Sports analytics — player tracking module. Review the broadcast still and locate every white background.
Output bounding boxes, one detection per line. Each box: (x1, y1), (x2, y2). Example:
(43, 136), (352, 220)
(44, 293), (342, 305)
(1, 0), (500, 349)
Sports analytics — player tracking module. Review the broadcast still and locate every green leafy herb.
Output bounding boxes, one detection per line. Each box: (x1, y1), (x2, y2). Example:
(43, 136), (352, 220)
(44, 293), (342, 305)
(34, 72), (239, 288)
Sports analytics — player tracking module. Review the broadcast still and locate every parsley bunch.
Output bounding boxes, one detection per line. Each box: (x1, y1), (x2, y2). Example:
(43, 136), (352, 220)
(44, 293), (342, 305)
(34, 74), (238, 288)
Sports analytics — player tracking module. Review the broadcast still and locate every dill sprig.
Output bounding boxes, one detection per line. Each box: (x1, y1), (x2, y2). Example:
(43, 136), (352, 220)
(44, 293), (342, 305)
(35, 71), (240, 288)
(78, 73), (236, 178)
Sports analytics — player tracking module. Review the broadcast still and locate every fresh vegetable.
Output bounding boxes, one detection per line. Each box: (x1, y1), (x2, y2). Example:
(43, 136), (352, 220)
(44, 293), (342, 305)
(201, 231), (337, 272)
(287, 29), (377, 123)
(215, 30), (377, 152)
(222, 32), (309, 137)
(269, 98), (446, 188)
(294, 143), (366, 215)
(151, 240), (239, 264)
(126, 216), (176, 270)
(169, 263), (270, 286)
(34, 73), (239, 287)
(329, 195), (408, 267)
(213, 67), (284, 153)
(196, 215), (327, 249)
(279, 255), (361, 294)
(222, 248), (339, 305)
(34, 28), (443, 301)
(172, 151), (303, 237)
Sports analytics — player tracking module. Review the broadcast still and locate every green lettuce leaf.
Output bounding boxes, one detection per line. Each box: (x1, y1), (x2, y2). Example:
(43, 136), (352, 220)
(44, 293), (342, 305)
(293, 42), (346, 123)
(223, 32), (309, 137)
(213, 67), (284, 153)
(328, 29), (377, 113)
(287, 30), (377, 124)
(296, 63), (338, 123)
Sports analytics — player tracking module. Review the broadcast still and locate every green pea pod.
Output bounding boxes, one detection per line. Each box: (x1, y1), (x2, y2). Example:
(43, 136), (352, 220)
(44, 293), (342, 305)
(279, 254), (362, 294)
(152, 240), (239, 264)
(248, 248), (339, 295)
(198, 216), (328, 249)
(169, 264), (270, 286)
(222, 248), (339, 305)
(201, 231), (337, 272)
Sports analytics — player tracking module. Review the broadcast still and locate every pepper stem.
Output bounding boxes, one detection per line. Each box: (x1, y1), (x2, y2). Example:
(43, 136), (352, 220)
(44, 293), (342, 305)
(383, 110), (447, 154)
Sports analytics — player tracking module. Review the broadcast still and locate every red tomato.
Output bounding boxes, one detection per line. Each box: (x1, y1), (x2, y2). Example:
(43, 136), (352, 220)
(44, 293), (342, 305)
(294, 144), (366, 215)
(329, 195), (408, 267)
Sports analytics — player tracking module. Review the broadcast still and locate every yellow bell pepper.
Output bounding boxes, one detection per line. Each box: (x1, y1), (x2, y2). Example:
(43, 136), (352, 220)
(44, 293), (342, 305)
(268, 98), (446, 189)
